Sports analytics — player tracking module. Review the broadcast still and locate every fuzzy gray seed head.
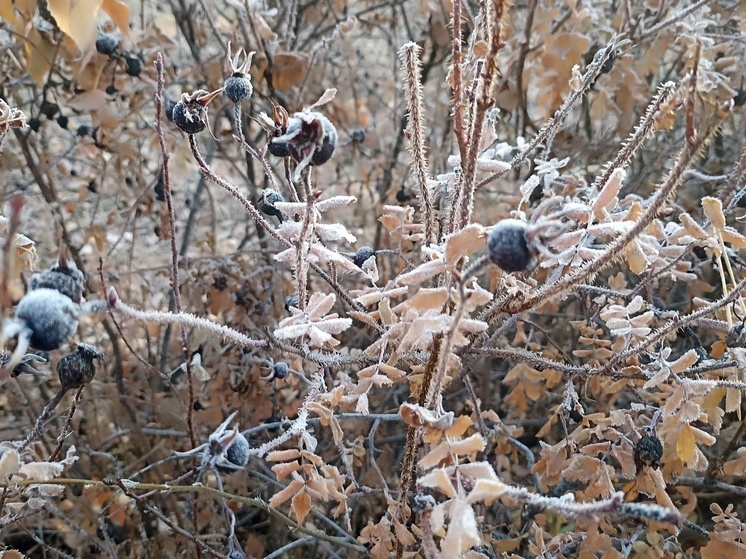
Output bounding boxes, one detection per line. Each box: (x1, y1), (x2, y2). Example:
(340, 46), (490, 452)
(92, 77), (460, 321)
(15, 289), (80, 351)
(30, 262), (85, 303)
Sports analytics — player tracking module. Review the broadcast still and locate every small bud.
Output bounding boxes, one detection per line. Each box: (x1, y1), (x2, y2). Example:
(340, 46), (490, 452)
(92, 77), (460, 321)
(487, 219), (533, 272)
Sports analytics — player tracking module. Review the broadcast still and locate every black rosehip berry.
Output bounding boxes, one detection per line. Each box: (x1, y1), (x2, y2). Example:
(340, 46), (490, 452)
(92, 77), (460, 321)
(487, 219), (533, 272)
(28, 118), (42, 132)
(353, 246), (375, 268)
(56, 115), (69, 129)
(124, 55), (142, 77)
(224, 73), (253, 104)
(260, 188), (284, 222)
(267, 140), (293, 158)
(285, 294), (299, 311)
(634, 434), (663, 471)
(218, 432), (250, 473)
(272, 362), (289, 379)
(95, 33), (119, 56)
(171, 90), (221, 135)
(39, 100), (59, 119)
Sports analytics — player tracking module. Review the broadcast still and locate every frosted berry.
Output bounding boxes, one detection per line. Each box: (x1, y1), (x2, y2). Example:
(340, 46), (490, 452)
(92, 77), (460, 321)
(219, 432), (250, 472)
(124, 55), (142, 77)
(56, 343), (104, 390)
(268, 112), (338, 167)
(353, 246), (375, 268)
(487, 219), (533, 272)
(95, 33), (119, 56)
(285, 294), (299, 311)
(40, 100), (59, 119)
(260, 189), (284, 222)
(171, 89), (221, 135)
(224, 74), (252, 104)
(272, 361), (289, 379)
(634, 434), (663, 471)
(224, 45), (254, 104)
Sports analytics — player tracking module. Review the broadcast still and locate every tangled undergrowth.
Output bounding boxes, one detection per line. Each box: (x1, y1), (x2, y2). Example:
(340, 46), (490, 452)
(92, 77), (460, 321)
(2, 0), (746, 558)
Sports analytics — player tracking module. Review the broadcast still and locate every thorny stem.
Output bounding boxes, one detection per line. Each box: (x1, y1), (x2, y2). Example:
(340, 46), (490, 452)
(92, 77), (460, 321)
(295, 170), (316, 310)
(155, 53), (197, 447)
(591, 82), (677, 192)
(450, 0), (466, 163)
(474, 39), (619, 193)
(399, 42), (436, 244)
(452, 0), (506, 233)
(107, 286), (267, 350)
(606, 277), (746, 371)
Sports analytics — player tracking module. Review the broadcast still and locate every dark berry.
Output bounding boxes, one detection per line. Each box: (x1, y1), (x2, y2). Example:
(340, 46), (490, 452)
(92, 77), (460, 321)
(170, 90), (221, 135)
(634, 434), (663, 471)
(272, 362), (289, 379)
(260, 189), (284, 222)
(95, 33), (119, 56)
(56, 343), (104, 390)
(105, 85), (118, 95)
(28, 118), (42, 132)
(268, 140), (293, 158)
(267, 112), (337, 167)
(219, 432), (250, 473)
(692, 245), (708, 260)
(56, 115), (69, 129)
(726, 323), (746, 348)
(77, 125), (92, 137)
(224, 73), (253, 104)
(312, 122), (337, 165)
(39, 100), (59, 119)
(734, 186), (746, 209)
(154, 171), (165, 201)
(172, 99), (206, 134)
(734, 88), (746, 107)
(487, 219), (533, 272)
(353, 246), (375, 268)
(285, 294), (299, 311)
(124, 55), (142, 77)
(350, 129), (366, 143)
(396, 187), (411, 203)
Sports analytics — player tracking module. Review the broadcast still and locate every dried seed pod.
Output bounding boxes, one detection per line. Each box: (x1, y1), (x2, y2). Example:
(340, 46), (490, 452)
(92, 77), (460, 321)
(259, 189), (284, 222)
(353, 246), (375, 268)
(217, 432), (250, 473)
(487, 219), (533, 272)
(634, 434), (663, 471)
(95, 33), (119, 56)
(171, 89), (222, 135)
(56, 343), (104, 391)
